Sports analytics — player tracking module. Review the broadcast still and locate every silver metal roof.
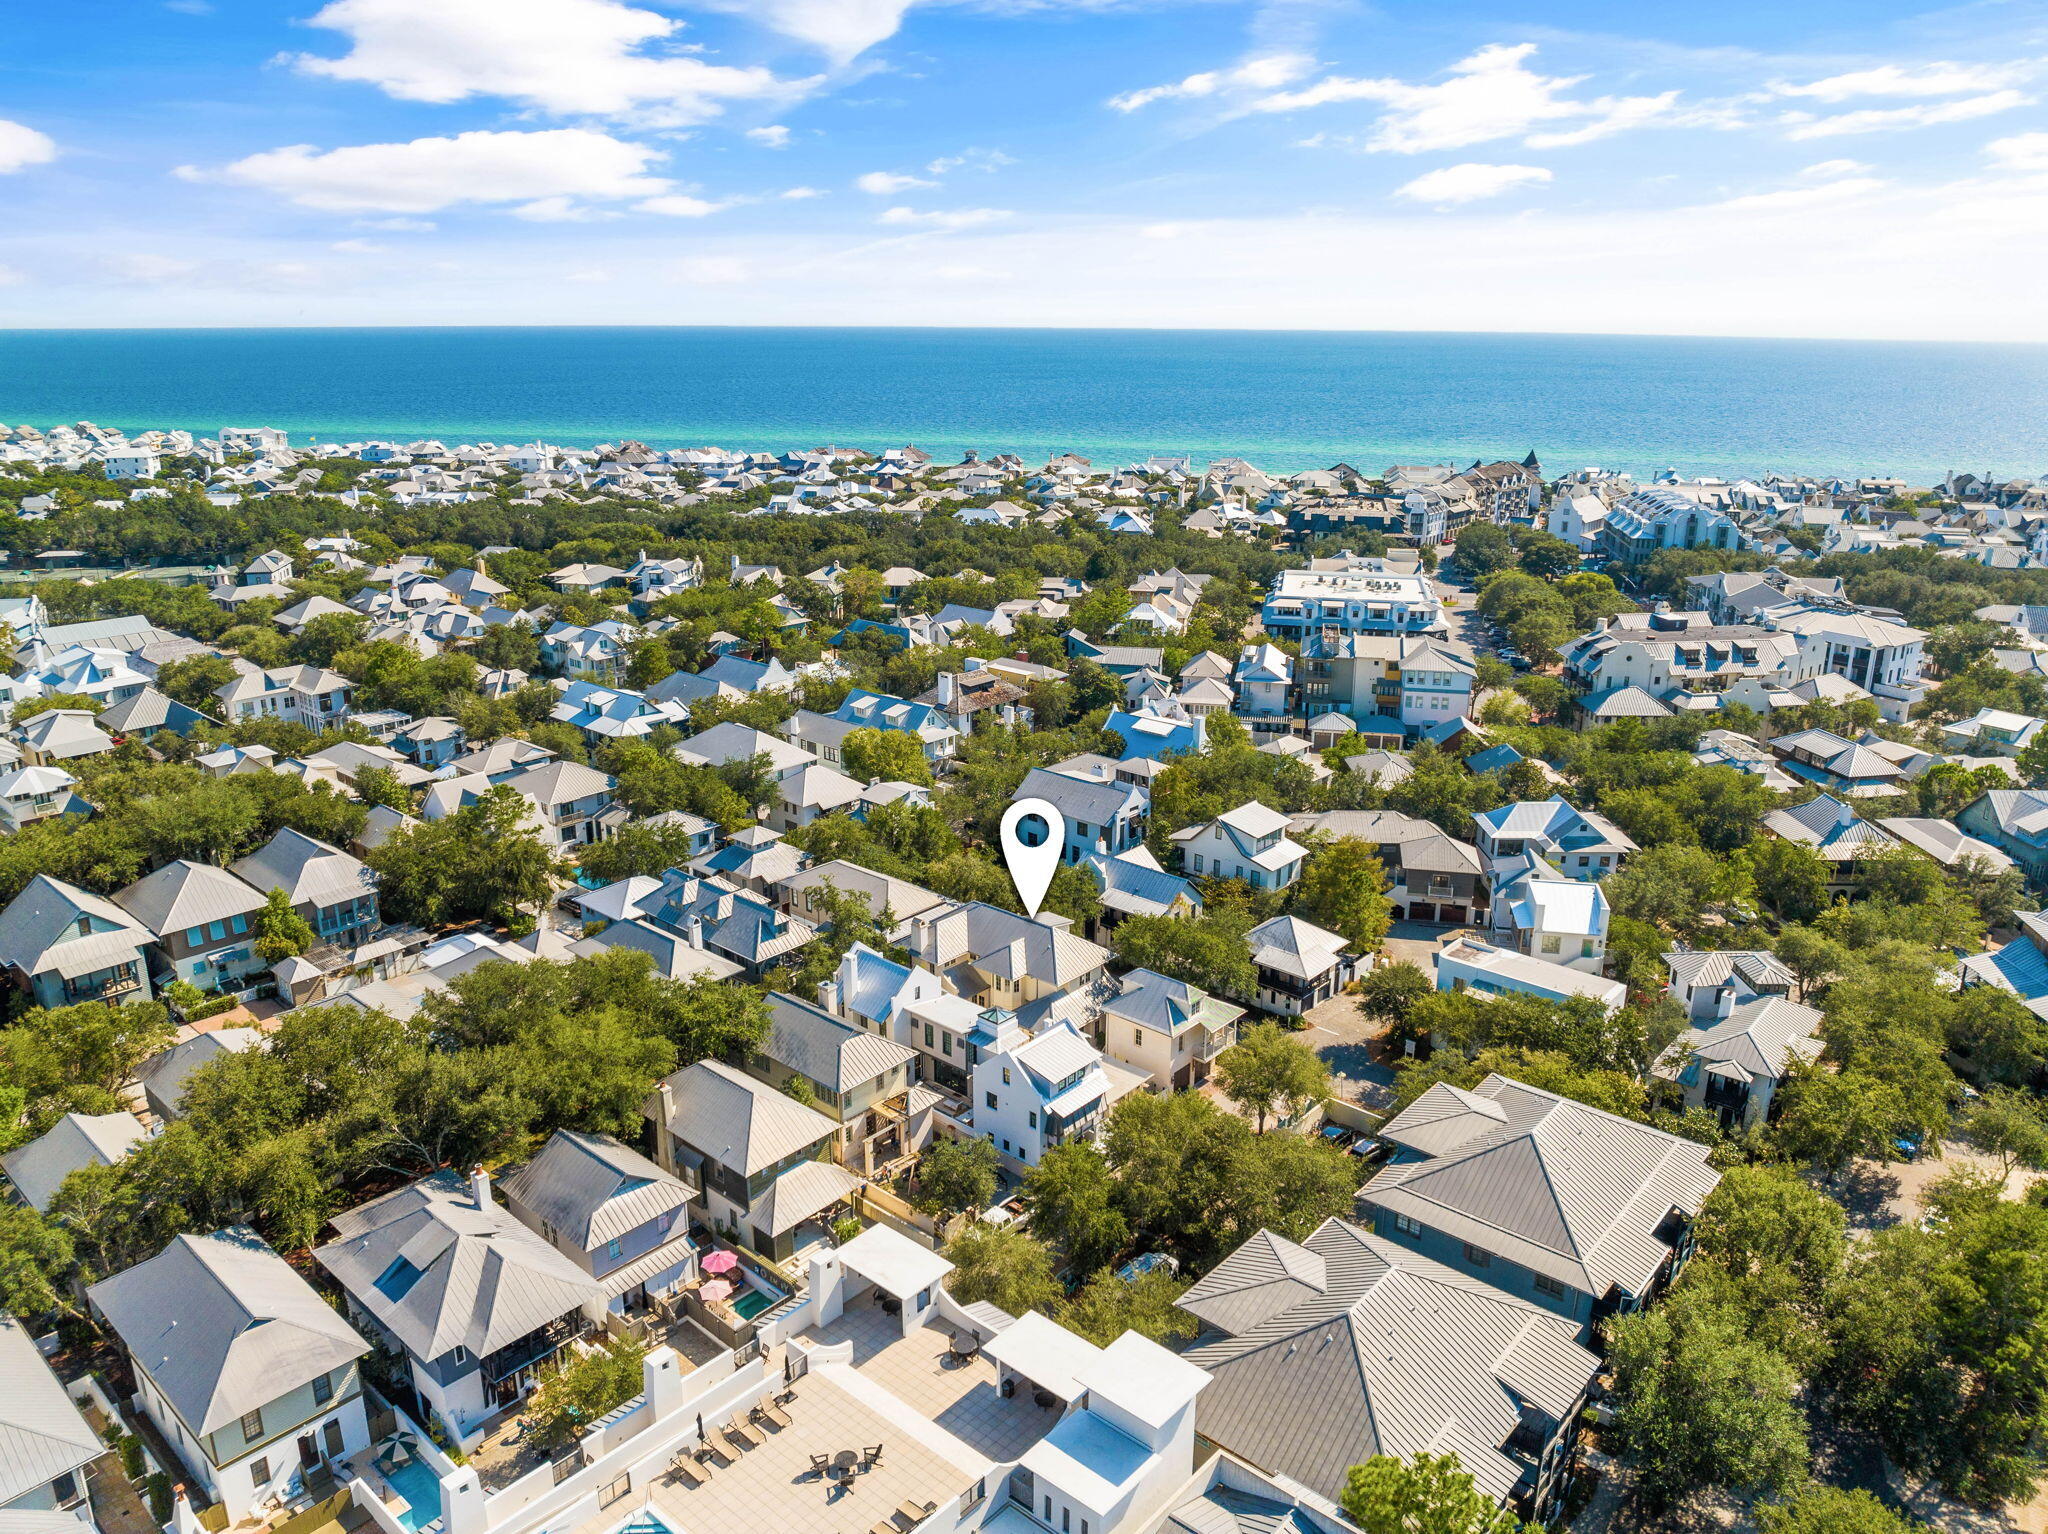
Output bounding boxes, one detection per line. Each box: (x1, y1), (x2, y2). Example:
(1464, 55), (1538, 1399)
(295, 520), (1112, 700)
(644, 1060), (838, 1177)
(1, 1110), (147, 1212)
(0, 1315), (103, 1505)
(763, 992), (914, 1094)
(228, 827), (375, 911)
(501, 1130), (691, 1252)
(112, 860), (266, 937)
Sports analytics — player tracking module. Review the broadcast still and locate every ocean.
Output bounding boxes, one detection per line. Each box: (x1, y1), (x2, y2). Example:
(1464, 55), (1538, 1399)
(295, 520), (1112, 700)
(2, 326), (2045, 482)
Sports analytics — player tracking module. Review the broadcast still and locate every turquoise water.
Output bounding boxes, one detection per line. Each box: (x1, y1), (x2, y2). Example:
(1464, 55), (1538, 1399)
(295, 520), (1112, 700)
(609, 1516), (675, 1534)
(382, 1454), (444, 1534)
(731, 1287), (775, 1321)
(2, 326), (2046, 481)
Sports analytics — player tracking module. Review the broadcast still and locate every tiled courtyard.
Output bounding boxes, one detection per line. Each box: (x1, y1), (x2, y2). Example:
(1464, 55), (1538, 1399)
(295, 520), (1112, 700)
(789, 1305), (1056, 1464)
(627, 1370), (984, 1534)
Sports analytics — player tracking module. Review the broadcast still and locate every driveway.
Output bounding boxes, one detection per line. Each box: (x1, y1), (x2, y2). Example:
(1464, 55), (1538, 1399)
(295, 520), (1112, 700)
(1300, 992), (1398, 1109)
(1381, 920), (1471, 972)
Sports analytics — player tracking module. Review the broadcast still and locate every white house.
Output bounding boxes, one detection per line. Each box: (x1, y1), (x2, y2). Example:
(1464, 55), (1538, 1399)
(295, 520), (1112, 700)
(1170, 802), (1308, 891)
(1435, 936), (1627, 1011)
(971, 1014), (1114, 1170)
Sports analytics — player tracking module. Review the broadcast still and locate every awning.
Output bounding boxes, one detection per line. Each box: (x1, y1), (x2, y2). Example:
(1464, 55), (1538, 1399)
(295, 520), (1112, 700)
(600, 1242), (696, 1297)
(836, 1222), (951, 1300)
(753, 1159), (861, 1238)
(982, 1312), (1107, 1402)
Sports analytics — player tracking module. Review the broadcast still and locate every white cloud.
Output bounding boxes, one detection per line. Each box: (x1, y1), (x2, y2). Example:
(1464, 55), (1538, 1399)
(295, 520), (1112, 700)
(877, 205), (1012, 229)
(746, 125), (792, 148)
(1393, 162), (1552, 205)
(1246, 43), (1682, 156)
(1772, 60), (2036, 103)
(565, 268), (613, 283)
(1711, 176), (1890, 212)
(725, 0), (919, 65)
(103, 253), (201, 284)
(359, 216), (437, 231)
(634, 193), (729, 216)
(1798, 158), (1872, 180)
(1108, 52), (1314, 112)
(0, 119), (57, 174)
(780, 185), (825, 198)
(1986, 132), (2048, 172)
(856, 169), (937, 194)
(510, 195), (618, 221)
(295, 0), (803, 125)
(330, 238), (387, 252)
(926, 147), (1015, 174)
(187, 128), (669, 212)
(1782, 91), (2028, 140)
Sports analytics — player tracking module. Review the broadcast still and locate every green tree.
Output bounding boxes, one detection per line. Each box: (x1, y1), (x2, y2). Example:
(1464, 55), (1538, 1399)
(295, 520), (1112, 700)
(1339, 1451), (1522, 1534)
(1356, 961), (1433, 1029)
(1747, 838), (1833, 925)
(1606, 843), (1752, 933)
(155, 653), (239, 713)
(911, 1136), (1000, 1217)
(0, 1202), (74, 1318)
(1289, 837), (1394, 954)
(1022, 1143), (1129, 1275)
(840, 727), (934, 786)
(1213, 1022), (1330, 1132)
(1053, 1267), (1197, 1348)
(943, 1225), (1061, 1315)
(1111, 912), (1255, 1000)
(1961, 1086), (2048, 1174)
(1756, 1487), (1927, 1534)
(252, 887), (316, 963)
(525, 1336), (648, 1449)
(1608, 1284), (1809, 1510)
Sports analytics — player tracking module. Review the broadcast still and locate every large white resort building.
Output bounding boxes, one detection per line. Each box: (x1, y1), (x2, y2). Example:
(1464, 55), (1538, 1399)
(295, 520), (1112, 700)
(1259, 564), (1447, 641)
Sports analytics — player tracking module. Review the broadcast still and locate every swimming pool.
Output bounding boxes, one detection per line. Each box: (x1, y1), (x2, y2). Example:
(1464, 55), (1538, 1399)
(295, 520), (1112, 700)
(731, 1287), (776, 1321)
(382, 1453), (445, 1534)
(611, 1513), (678, 1534)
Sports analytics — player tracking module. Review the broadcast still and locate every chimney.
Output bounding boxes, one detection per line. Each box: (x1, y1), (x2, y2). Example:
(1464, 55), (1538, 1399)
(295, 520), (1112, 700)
(936, 670), (959, 707)
(469, 1166), (492, 1210)
(686, 916), (705, 950)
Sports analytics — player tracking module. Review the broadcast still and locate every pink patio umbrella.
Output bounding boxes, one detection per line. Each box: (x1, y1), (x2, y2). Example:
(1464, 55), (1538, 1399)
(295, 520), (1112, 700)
(702, 1250), (739, 1275)
(699, 1278), (734, 1305)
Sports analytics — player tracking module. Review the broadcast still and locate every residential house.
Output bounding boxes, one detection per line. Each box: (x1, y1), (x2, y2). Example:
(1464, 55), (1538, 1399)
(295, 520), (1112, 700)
(229, 828), (381, 949)
(1296, 633), (1478, 734)
(1097, 969), (1244, 1093)
(89, 1229), (372, 1522)
(831, 690), (961, 764)
(550, 681), (682, 746)
(770, 762), (866, 834)
(1653, 997), (1824, 1130)
(539, 621), (635, 682)
(1104, 705), (1205, 762)
(1877, 816), (2015, 874)
(0, 763), (83, 832)
(1182, 1219), (1598, 1522)
(1014, 766), (1148, 866)
(775, 861), (947, 927)
(971, 1014), (1115, 1170)
(643, 1059), (858, 1262)
(0, 874), (154, 1009)
(214, 665), (352, 727)
(2, 1109), (148, 1212)
(1435, 937), (1627, 1011)
(1079, 846), (1201, 940)
(674, 722), (814, 779)
(98, 686), (211, 742)
(640, 873), (818, 977)
(1171, 803), (1308, 891)
(1232, 644), (1292, 719)
(0, 1314), (105, 1524)
(1360, 1074), (1720, 1338)
(15, 710), (116, 766)
(1941, 707), (2045, 758)
(1487, 855), (1609, 973)
(1766, 728), (1904, 797)
(1259, 564), (1446, 640)
(315, 1168), (604, 1448)
(1596, 484), (1744, 561)
(901, 902), (1115, 1031)
(135, 1029), (262, 1122)
(1245, 914), (1354, 1016)
(1472, 798), (1636, 883)
(1292, 809), (1485, 926)
(503, 760), (622, 847)
(1960, 787), (2048, 884)
(111, 859), (268, 992)
(1663, 948), (1796, 1023)
(1760, 794), (1896, 895)
(502, 1129), (698, 1317)
(748, 993), (918, 1174)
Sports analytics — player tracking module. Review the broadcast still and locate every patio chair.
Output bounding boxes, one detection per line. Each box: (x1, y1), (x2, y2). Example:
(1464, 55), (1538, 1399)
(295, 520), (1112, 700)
(726, 1418), (764, 1449)
(861, 1445), (884, 1471)
(809, 1453), (831, 1478)
(669, 1452), (708, 1489)
(871, 1523), (899, 1534)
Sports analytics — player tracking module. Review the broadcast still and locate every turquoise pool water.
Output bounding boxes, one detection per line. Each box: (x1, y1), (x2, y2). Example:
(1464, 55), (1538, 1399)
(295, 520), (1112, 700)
(612, 1514), (677, 1534)
(732, 1288), (775, 1321)
(383, 1454), (445, 1533)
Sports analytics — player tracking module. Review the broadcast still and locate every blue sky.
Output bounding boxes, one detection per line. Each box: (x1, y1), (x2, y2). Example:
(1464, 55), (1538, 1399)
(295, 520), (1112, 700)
(4, 0), (2048, 336)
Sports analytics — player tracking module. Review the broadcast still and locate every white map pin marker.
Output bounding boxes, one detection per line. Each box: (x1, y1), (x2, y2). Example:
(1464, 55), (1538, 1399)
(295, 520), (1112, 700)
(999, 797), (1066, 917)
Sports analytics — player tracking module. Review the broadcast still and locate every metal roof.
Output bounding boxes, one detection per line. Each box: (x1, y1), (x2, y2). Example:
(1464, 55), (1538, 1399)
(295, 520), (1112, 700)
(0, 874), (152, 979)
(646, 1059), (837, 1177)
(229, 827), (376, 910)
(88, 1228), (368, 1436)
(751, 1158), (861, 1237)
(501, 1129), (691, 1252)
(1, 1110), (147, 1213)
(0, 1315), (103, 1505)
(112, 860), (266, 937)
(763, 993), (914, 1094)
(1363, 1075), (1720, 1301)
(316, 1170), (603, 1362)
(1183, 1218), (1596, 1508)
(136, 1029), (262, 1120)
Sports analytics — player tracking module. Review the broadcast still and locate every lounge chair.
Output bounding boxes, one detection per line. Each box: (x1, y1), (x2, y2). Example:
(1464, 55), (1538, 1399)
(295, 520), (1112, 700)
(754, 1401), (791, 1430)
(726, 1418), (763, 1449)
(669, 1452), (707, 1488)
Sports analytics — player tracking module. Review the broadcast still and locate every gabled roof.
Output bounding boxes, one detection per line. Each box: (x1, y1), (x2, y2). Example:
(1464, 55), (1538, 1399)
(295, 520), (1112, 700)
(315, 1170), (603, 1362)
(0, 874), (152, 979)
(112, 859), (266, 936)
(1663, 948), (1795, 995)
(1182, 1218), (1597, 1507)
(1363, 1075), (1720, 1301)
(763, 992), (915, 1093)
(502, 1129), (692, 1251)
(2, 1109), (148, 1212)
(1245, 915), (1349, 980)
(646, 1059), (837, 1176)
(229, 827), (376, 909)
(1100, 969), (1243, 1036)
(90, 1228), (368, 1436)
(136, 1028), (262, 1119)
(1655, 996), (1824, 1087)
(0, 1315), (105, 1504)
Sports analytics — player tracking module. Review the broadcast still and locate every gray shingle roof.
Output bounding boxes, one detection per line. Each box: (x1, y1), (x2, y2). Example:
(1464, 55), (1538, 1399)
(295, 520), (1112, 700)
(87, 1228), (368, 1436)
(315, 1169), (603, 1362)
(763, 993), (915, 1094)
(501, 1130), (691, 1252)
(1363, 1075), (1720, 1301)
(0, 1315), (103, 1505)
(646, 1059), (837, 1177)
(1, 1110), (147, 1212)
(1182, 1217), (1597, 1507)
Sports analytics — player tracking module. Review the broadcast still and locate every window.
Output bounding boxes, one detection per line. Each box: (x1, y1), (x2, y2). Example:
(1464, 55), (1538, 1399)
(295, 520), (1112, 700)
(249, 1458), (271, 1488)
(607, 1238), (623, 1261)
(1532, 1273), (1567, 1299)
(324, 1421), (345, 1458)
(1462, 1243), (1492, 1267)
(186, 926), (206, 947)
(1391, 1212), (1422, 1237)
(1001, 1067), (1011, 1085)
(451, 1346), (467, 1365)
(656, 1210), (672, 1235)
(1028, 1112), (1038, 1129)
(1192, 854), (1204, 873)
(231, 913), (249, 934)
(1582, 940), (1596, 958)
(312, 1374), (333, 1406)
(208, 920), (228, 943)
(241, 1409), (265, 1440)
(923, 1024), (934, 1047)
(1540, 935), (1562, 954)
(986, 1092), (998, 1110)
(942, 1034), (953, 1057)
